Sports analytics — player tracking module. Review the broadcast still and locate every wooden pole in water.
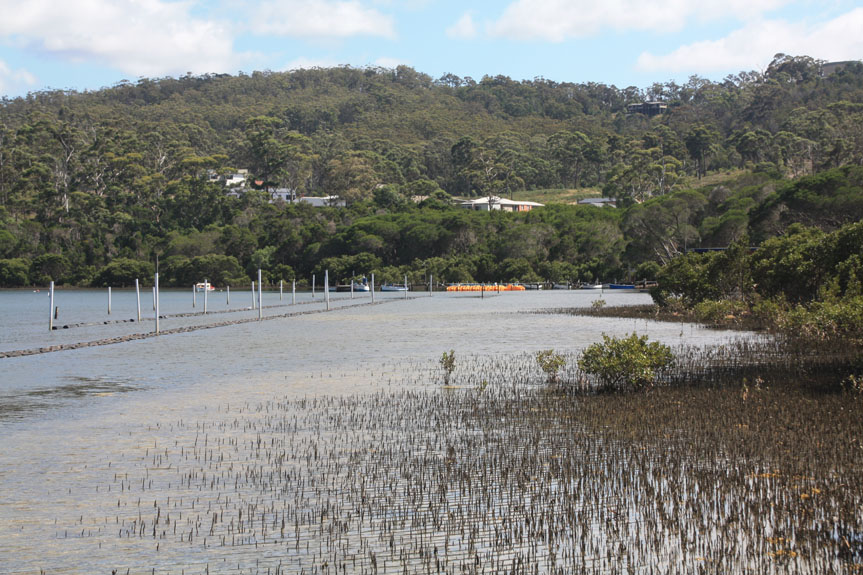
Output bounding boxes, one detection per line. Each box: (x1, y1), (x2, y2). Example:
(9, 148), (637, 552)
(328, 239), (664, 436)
(350, 277), (354, 299)
(154, 273), (160, 334)
(280, 280), (283, 301)
(49, 281), (54, 331)
(152, 286), (156, 310)
(258, 269), (263, 320)
(192, 284), (196, 308)
(312, 274), (316, 298)
(108, 286), (112, 315)
(404, 274), (408, 300)
(371, 273), (375, 303)
(292, 279), (296, 304)
(324, 270), (330, 310)
(226, 286), (230, 306)
(251, 281), (255, 309)
(203, 279), (208, 314)
(430, 274), (433, 296)
(135, 279), (141, 322)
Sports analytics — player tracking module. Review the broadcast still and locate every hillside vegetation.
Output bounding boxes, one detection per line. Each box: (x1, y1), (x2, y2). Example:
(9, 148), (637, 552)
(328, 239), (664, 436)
(1, 55), (862, 288)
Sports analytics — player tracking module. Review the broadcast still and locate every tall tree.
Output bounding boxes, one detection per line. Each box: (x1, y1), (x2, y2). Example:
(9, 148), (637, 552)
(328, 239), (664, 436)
(549, 131), (591, 188)
(685, 124), (719, 179)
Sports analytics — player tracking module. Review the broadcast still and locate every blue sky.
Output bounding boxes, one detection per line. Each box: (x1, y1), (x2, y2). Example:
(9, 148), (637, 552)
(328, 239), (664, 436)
(0, 0), (861, 98)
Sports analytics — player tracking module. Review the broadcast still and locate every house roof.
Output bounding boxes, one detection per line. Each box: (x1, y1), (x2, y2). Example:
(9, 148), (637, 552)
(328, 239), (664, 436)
(460, 196), (544, 207)
(577, 197), (616, 206)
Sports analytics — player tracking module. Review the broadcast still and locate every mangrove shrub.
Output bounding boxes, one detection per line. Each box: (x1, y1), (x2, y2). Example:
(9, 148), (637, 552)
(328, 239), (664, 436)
(440, 350), (456, 386)
(535, 349), (566, 384)
(578, 333), (674, 392)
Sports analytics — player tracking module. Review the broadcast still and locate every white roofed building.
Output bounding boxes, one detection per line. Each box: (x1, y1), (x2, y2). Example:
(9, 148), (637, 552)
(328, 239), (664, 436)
(460, 196), (544, 212)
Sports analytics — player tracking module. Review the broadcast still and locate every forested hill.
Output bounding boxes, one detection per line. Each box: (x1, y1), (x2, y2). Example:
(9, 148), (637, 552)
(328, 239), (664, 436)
(1, 55), (863, 288)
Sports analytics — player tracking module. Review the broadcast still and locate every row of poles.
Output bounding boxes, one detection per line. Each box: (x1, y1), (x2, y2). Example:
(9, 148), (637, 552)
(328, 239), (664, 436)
(48, 273), (435, 333)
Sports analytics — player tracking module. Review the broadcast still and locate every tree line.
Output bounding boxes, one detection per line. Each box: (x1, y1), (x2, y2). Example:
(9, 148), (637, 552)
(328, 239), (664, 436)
(1, 55), (862, 287)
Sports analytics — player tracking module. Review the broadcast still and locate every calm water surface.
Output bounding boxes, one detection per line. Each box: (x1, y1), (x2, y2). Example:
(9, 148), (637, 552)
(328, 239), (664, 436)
(0, 289), (743, 573)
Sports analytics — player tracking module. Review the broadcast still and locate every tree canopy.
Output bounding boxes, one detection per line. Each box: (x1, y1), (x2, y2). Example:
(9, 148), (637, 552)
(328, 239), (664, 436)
(1, 56), (862, 287)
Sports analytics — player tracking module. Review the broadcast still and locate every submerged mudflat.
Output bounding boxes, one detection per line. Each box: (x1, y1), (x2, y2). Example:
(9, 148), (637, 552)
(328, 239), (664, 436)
(5, 377), (862, 574)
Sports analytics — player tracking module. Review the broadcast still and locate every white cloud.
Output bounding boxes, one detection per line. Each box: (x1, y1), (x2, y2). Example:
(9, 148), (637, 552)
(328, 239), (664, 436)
(371, 0), (430, 9)
(637, 8), (863, 73)
(0, 60), (37, 95)
(0, 0), (238, 77)
(489, 0), (791, 41)
(446, 12), (477, 39)
(253, 0), (396, 38)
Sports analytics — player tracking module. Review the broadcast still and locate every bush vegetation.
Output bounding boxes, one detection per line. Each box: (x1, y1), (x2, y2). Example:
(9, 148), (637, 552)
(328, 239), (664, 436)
(535, 349), (566, 384)
(2, 56), (863, 288)
(440, 350), (456, 386)
(578, 334), (675, 392)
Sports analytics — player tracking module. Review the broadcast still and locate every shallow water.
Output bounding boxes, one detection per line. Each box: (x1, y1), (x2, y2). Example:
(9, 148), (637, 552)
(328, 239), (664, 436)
(0, 290), (732, 418)
(1, 289), (810, 574)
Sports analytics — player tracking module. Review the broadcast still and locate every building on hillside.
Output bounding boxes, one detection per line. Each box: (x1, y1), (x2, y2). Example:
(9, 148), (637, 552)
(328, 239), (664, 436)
(223, 182), (344, 207)
(460, 196), (544, 212)
(626, 101), (667, 117)
(821, 61), (860, 76)
(271, 188), (296, 202)
(209, 169), (249, 189)
(577, 197), (617, 208)
(298, 195), (346, 207)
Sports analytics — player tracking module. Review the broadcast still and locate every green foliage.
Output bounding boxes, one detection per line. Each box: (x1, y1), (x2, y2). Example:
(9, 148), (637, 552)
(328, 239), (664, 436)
(319, 252), (382, 283)
(653, 236), (753, 307)
(692, 298), (750, 325)
(651, 218), (863, 348)
(2, 62), (863, 291)
(30, 253), (71, 284)
(272, 264), (295, 282)
(0, 258), (30, 286)
(174, 254), (247, 287)
(578, 333), (674, 392)
(92, 258), (154, 287)
(0, 228), (16, 258)
(751, 166), (863, 240)
(653, 253), (718, 306)
(440, 350), (456, 386)
(785, 296), (863, 344)
(634, 261), (661, 281)
(535, 349), (566, 384)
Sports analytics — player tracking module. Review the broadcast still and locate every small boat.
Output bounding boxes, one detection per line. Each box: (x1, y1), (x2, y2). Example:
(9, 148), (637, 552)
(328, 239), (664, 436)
(579, 283), (603, 290)
(330, 278), (370, 292)
(608, 284), (636, 290)
(195, 282), (215, 292)
(380, 283), (409, 292)
(552, 283), (571, 290)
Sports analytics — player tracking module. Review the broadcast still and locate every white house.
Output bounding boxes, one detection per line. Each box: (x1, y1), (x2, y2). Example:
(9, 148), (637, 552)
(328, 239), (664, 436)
(298, 195), (346, 207)
(460, 196), (544, 212)
(270, 188), (296, 202)
(210, 169), (249, 189)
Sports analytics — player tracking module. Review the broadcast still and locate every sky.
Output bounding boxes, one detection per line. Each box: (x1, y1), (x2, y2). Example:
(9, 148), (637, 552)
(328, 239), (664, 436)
(0, 0), (861, 98)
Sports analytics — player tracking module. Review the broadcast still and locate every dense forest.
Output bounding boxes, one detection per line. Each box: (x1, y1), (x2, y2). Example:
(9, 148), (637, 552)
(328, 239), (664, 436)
(1, 54), (863, 288)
